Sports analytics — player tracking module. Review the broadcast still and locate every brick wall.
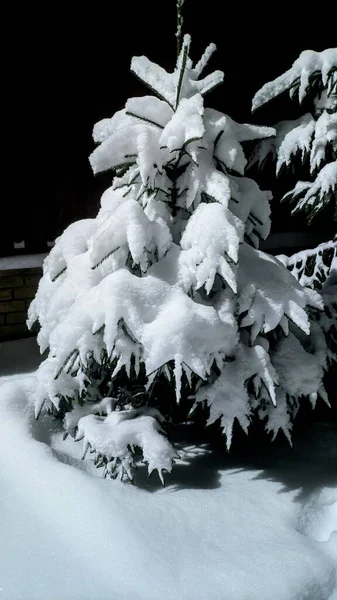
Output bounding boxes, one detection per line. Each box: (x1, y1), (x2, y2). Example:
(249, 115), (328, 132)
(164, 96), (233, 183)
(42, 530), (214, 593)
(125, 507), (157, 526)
(0, 267), (42, 340)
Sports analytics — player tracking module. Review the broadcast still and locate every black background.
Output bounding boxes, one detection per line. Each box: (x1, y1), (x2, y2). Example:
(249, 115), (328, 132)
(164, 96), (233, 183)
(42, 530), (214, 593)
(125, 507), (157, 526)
(3, 1), (336, 255)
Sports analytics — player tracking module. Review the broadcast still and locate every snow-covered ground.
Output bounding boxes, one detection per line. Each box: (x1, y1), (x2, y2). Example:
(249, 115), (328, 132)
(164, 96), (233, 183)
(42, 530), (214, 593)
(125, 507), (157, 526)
(0, 339), (336, 600)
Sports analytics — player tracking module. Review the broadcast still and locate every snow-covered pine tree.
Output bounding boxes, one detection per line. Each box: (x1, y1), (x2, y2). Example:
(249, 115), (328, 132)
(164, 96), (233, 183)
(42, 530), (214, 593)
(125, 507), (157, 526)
(28, 23), (328, 483)
(251, 48), (337, 224)
(251, 49), (337, 393)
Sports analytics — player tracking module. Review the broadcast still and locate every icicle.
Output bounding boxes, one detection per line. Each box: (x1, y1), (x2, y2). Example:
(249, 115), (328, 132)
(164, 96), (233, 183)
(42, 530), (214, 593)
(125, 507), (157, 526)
(182, 362), (192, 387)
(134, 350), (140, 377)
(35, 399), (45, 420)
(145, 370), (157, 391)
(74, 427), (84, 442)
(213, 353), (223, 372)
(318, 386), (331, 407)
(174, 354), (183, 403)
(163, 364), (171, 381)
(82, 439), (91, 460)
(282, 426), (293, 446)
(309, 392), (318, 409)
(158, 468), (165, 486)
(224, 422), (233, 450)
(187, 401), (197, 418)
(111, 356), (125, 378)
(279, 315), (289, 336)
(136, 183), (146, 200)
(54, 349), (78, 380)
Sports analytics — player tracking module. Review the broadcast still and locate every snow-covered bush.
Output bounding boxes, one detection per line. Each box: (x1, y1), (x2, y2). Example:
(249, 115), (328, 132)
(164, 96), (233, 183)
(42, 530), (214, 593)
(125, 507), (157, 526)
(28, 33), (329, 483)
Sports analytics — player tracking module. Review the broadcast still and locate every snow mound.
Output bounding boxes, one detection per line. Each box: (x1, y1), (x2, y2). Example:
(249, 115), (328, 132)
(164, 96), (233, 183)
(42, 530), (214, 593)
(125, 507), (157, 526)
(297, 487), (337, 542)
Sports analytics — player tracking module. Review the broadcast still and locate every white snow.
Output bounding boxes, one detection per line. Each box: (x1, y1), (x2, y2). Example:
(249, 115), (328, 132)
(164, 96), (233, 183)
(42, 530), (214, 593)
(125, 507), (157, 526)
(159, 94), (205, 155)
(289, 161), (337, 213)
(298, 487), (337, 543)
(77, 407), (176, 483)
(237, 243), (322, 341)
(272, 330), (326, 399)
(0, 344), (336, 600)
(90, 196), (172, 271)
(0, 253), (47, 271)
(251, 48), (336, 222)
(310, 111), (337, 172)
(250, 111), (337, 177)
(196, 342), (278, 448)
(131, 35), (224, 111)
(180, 202), (244, 293)
(276, 114), (315, 174)
(252, 48), (337, 110)
(31, 251), (240, 413)
(277, 239), (337, 288)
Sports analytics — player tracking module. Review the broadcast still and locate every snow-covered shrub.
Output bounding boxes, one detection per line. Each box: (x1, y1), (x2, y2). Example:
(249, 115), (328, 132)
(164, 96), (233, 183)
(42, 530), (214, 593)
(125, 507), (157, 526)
(29, 34), (329, 483)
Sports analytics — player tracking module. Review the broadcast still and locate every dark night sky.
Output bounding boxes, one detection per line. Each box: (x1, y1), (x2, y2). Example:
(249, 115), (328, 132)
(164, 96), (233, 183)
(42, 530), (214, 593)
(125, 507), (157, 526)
(3, 1), (336, 255)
